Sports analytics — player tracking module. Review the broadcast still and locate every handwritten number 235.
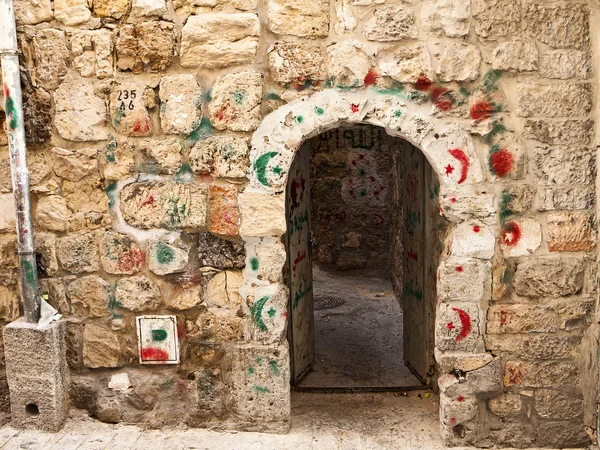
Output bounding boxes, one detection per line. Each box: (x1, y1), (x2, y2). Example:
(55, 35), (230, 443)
(117, 90), (136, 111)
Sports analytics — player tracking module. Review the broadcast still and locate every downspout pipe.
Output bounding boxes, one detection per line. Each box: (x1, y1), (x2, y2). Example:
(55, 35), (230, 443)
(0, 0), (41, 323)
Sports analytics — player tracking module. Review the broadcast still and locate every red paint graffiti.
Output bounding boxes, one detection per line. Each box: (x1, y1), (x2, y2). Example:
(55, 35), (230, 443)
(506, 366), (524, 385)
(452, 307), (471, 341)
(140, 195), (155, 207)
(448, 148), (469, 184)
(499, 310), (508, 326)
(132, 117), (151, 135)
(457, 396), (465, 402)
(431, 87), (453, 111)
(414, 76), (432, 91)
(364, 68), (380, 86)
(350, 103), (360, 113)
(470, 101), (494, 121)
(445, 164), (454, 176)
(407, 250), (418, 262)
(117, 249), (144, 273)
(446, 322), (455, 331)
(473, 225), (480, 233)
(141, 347), (169, 361)
(450, 197), (457, 203)
(455, 266), (463, 273)
(490, 148), (514, 177)
(502, 221), (522, 247)
(292, 251), (307, 273)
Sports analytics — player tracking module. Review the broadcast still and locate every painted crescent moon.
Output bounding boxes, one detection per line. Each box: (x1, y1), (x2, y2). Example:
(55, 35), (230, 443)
(254, 151), (279, 187)
(448, 148), (469, 184)
(452, 307), (472, 341)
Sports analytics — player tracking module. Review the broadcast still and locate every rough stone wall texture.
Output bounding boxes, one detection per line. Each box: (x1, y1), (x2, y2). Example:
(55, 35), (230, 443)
(0, 0), (597, 447)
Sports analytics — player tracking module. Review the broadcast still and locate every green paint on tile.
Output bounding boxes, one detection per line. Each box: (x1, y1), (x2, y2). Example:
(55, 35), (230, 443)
(151, 329), (168, 342)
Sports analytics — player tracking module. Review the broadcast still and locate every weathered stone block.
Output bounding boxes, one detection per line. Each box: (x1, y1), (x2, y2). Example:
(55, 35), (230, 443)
(68, 276), (110, 318)
(56, 233), (99, 274)
(120, 181), (208, 230)
(191, 136), (250, 178)
(137, 139), (182, 175)
(100, 232), (144, 275)
(524, 2), (590, 50)
(539, 50), (591, 80)
(488, 393), (522, 417)
(473, 0), (520, 38)
(132, 0), (167, 17)
(209, 71), (263, 132)
(209, 184), (239, 237)
(83, 324), (121, 368)
(54, 80), (108, 142)
(500, 218), (541, 258)
(269, 42), (325, 86)
(267, 0), (329, 38)
(166, 285), (202, 311)
(486, 335), (578, 360)
(114, 276), (161, 312)
(52, 147), (96, 183)
(503, 360), (579, 388)
(93, 0), (129, 18)
(198, 232), (245, 269)
(533, 147), (595, 186)
(535, 389), (582, 420)
(102, 138), (136, 181)
(147, 240), (189, 275)
(71, 30), (114, 80)
(0, 235), (18, 271)
(31, 29), (69, 91)
(196, 309), (244, 342)
(492, 39), (538, 72)
(436, 303), (479, 352)
(516, 83), (592, 118)
(364, 5), (417, 41)
(538, 187), (595, 212)
(378, 43), (433, 84)
(524, 119), (593, 146)
(536, 420), (590, 447)
(239, 192), (286, 237)
(243, 237), (286, 285)
(487, 304), (558, 334)
(54, 0), (90, 26)
(421, 0), (470, 38)
(14, 0), (53, 25)
(109, 82), (152, 137)
(0, 194), (15, 232)
(547, 212), (596, 252)
(22, 88), (52, 145)
(437, 43), (481, 82)
(158, 75), (202, 135)
(203, 270), (242, 310)
(39, 278), (69, 315)
(440, 193), (496, 224)
(0, 285), (20, 322)
(450, 223), (494, 260)
(439, 392), (477, 427)
(513, 257), (583, 298)
(438, 258), (489, 303)
(34, 233), (58, 277)
(180, 14), (260, 69)
(116, 21), (175, 73)
(439, 358), (502, 396)
(248, 284), (288, 344)
(326, 40), (377, 88)
(434, 350), (493, 374)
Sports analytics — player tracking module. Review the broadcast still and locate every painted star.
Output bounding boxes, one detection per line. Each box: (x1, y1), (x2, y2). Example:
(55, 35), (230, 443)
(445, 164), (454, 176)
(272, 165), (283, 175)
(446, 322), (455, 331)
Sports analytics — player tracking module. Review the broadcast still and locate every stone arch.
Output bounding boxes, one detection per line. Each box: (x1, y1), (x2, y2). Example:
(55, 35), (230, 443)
(239, 88), (500, 442)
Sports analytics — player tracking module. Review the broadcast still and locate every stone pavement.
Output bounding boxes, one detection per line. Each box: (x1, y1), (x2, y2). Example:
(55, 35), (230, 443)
(0, 392), (588, 450)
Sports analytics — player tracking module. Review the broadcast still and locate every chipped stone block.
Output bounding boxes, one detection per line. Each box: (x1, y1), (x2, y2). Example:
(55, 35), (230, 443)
(547, 212), (596, 252)
(436, 302), (479, 352)
(243, 237), (286, 286)
(535, 420), (590, 447)
(535, 389), (583, 420)
(439, 357), (502, 396)
(438, 258), (489, 303)
(203, 270), (243, 310)
(440, 192), (496, 224)
(473, 0), (520, 38)
(52, 147), (97, 183)
(189, 136), (250, 178)
(100, 232), (144, 275)
(524, 2), (590, 50)
(35, 233), (58, 276)
(267, 0), (329, 38)
(503, 360), (579, 388)
(239, 192), (286, 237)
(56, 233), (99, 274)
(488, 393), (522, 417)
(209, 184), (240, 237)
(434, 349), (493, 374)
(486, 335), (578, 361)
(450, 223), (494, 260)
(524, 119), (593, 146)
(31, 29), (69, 91)
(83, 324), (121, 368)
(132, 0), (167, 17)
(0, 285), (20, 322)
(492, 39), (538, 72)
(0, 194), (15, 233)
(538, 186), (595, 212)
(533, 147), (595, 186)
(167, 285), (202, 311)
(364, 5), (417, 41)
(437, 43), (481, 82)
(209, 71), (263, 132)
(39, 278), (69, 315)
(147, 240), (189, 275)
(54, 80), (108, 142)
(539, 50), (591, 80)
(137, 139), (182, 175)
(439, 392), (477, 427)
(196, 309), (244, 342)
(120, 181), (208, 230)
(500, 218), (541, 258)
(14, 0), (53, 25)
(159, 75), (203, 135)
(23, 88), (53, 145)
(487, 304), (558, 334)
(71, 30), (114, 79)
(513, 257), (583, 298)
(102, 138), (136, 181)
(54, 0), (91, 26)
(269, 42), (325, 86)
(516, 83), (591, 118)
(67, 276), (110, 318)
(421, 0), (470, 38)
(180, 14), (260, 68)
(93, 0), (129, 18)
(327, 40), (377, 88)
(116, 21), (175, 73)
(114, 276), (161, 312)
(62, 175), (110, 232)
(198, 232), (245, 269)
(248, 284), (288, 344)
(109, 82), (152, 137)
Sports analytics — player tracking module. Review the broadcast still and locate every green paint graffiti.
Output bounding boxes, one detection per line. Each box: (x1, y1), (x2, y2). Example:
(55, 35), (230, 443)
(293, 282), (312, 308)
(156, 242), (174, 265)
(105, 182), (118, 208)
(113, 107), (126, 127)
(404, 279), (423, 300)
(314, 106), (324, 115)
(295, 115), (303, 123)
(289, 210), (309, 236)
(256, 356), (264, 364)
(253, 151), (279, 187)
(21, 260), (36, 284)
(499, 190), (513, 226)
(394, 109), (402, 118)
(482, 70), (501, 93)
(152, 329), (168, 342)
(253, 385), (270, 394)
(185, 117), (213, 145)
(105, 137), (116, 163)
(251, 296), (270, 332)
(267, 307), (277, 318)
(266, 92), (282, 101)
(247, 366), (256, 376)
(5, 96), (18, 130)
(233, 89), (247, 105)
(250, 257), (259, 271)
(269, 359), (280, 376)
(175, 163), (193, 182)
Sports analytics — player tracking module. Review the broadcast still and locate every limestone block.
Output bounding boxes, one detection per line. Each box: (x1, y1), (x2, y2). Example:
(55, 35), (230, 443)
(500, 218), (541, 258)
(35, 233), (58, 276)
(487, 304), (558, 334)
(473, 0), (520, 38)
(439, 357), (502, 396)
(23, 88), (53, 145)
(514, 257), (583, 298)
(535, 421), (590, 448)
(223, 344), (290, 428)
(14, 0), (53, 25)
(524, 2), (590, 50)
(120, 181), (208, 229)
(137, 139), (182, 174)
(503, 360), (579, 388)
(516, 83), (591, 118)
(203, 270), (243, 309)
(132, 0), (167, 16)
(421, 0), (470, 38)
(326, 40), (377, 88)
(180, 14), (260, 69)
(364, 5), (417, 41)
(52, 147), (97, 182)
(100, 232), (144, 275)
(189, 136), (250, 178)
(102, 138), (136, 181)
(198, 232), (245, 269)
(0, 114), (7, 148)
(439, 392), (477, 426)
(248, 284), (288, 344)
(54, 0), (91, 26)
(243, 237), (286, 286)
(83, 324), (121, 368)
(114, 276), (161, 312)
(547, 212), (596, 252)
(62, 175), (110, 232)
(93, 0), (129, 18)
(239, 192), (286, 237)
(439, 192), (496, 224)
(535, 389), (583, 420)
(488, 393), (522, 417)
(54, 80), (108, 142)
(43, 278), (71, 316)
(492, 39), (538, 72)
(434, 349), (493, 374)
(0, 286), (19, 322)
(209, 185), (239, 237)
(166, 285), (202, 311)
(67, 276), (110, 318)
(533, 147), (595, 186)
(36, 196), (69, 232)
(209, 71), (263, 132)
(334, 0), (356, 34)
(438, 258), (489, 303)
(56, 233), (100, 274)
(538, 187), (595, 212)
(116, 21), (175, 73)
(159, 75), (203, 135)
(268, 42), (325, 86)
(524, 119), (593, 146)
(0, 234), (18, 271)
(196, 309), (244, 342)
(0, 194), (15, 232)
(500, 185), (533, 216)
(450, 223), (494, 260)
(539, 50), (590, 80)
(147, 240), (189, 275)
(267, 0), (329, 38)
(378, 43), (432, 84)
(71, 30), (114, 79)
(437, 43), (481, 82)
(436, 302), (479, 352)
(110, 82), (152, 137)
(31, 29), (70, 91)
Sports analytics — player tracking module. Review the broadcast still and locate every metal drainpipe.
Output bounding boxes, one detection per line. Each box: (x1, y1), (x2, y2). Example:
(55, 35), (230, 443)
(0, 0), (41, 323)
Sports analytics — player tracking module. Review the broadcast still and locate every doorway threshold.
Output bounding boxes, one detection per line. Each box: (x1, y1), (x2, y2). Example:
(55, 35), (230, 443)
(292, 384), (430, 394)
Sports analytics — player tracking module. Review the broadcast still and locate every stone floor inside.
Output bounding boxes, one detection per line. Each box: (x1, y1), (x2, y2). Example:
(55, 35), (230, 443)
(296, 265), (423, 389)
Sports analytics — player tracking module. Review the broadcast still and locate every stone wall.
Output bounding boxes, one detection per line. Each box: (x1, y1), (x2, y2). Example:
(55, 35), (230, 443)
(0, 0), (598, 446)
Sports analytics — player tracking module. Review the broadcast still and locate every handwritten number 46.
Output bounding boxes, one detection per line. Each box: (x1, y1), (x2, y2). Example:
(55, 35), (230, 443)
(117, 90), (136, 111)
